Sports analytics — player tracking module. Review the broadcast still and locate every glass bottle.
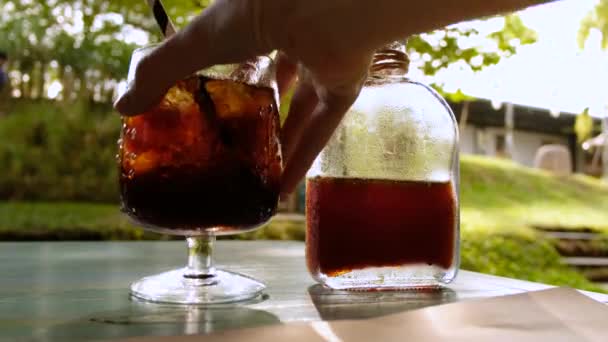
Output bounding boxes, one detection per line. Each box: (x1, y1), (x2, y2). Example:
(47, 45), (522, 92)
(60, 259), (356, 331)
(305, 40), (460, 290)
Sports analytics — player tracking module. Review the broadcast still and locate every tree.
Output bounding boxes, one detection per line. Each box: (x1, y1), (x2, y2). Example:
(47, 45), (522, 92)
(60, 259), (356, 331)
(0, 0), (537, 106)
(575, 108), (594, 144)
(410, 15), (537, 77)
(0, 0), (206, 103)
(578, 0), (608, 49)
(403, 14), (537, 136)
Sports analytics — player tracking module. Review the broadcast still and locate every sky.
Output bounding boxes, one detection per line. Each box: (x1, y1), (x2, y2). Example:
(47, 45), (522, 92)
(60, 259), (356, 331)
(413, 0), (608, 118)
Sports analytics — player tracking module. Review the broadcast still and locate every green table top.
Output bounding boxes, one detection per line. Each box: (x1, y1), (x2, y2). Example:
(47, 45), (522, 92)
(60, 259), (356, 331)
(0, 241), (606, 341)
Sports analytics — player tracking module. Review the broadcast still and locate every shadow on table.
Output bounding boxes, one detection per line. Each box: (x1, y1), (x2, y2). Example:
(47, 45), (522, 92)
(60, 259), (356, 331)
(41, 295), (280, 341)
(308, 284), (457, 321)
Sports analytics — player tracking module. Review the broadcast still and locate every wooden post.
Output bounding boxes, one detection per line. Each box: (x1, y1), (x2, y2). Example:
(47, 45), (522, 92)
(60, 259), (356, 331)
(602, 117), (608, 182)
(459, 101), (469, 133)
(504, 102), (515, 159)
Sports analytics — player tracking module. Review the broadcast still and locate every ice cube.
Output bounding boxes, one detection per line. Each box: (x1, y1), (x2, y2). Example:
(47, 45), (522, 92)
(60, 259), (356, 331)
(205, 80), (256, 119)
(162, 78), (199, 113)
(131, 151), (159, 175)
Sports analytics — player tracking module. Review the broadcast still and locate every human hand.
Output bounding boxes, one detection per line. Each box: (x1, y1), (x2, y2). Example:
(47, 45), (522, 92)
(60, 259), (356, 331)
(115, 0), (378, 195)
(114, 0), (548, 194)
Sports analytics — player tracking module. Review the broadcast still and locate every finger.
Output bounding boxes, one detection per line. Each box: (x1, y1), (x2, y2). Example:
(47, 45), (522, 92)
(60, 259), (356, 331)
(280, 52), (371, 194)
(280, 91), (358, 195)
(280, 72), (318, 166)
(112, 38), (175, 116)
(275, 51), (298, 100)
(115, 0), (271, 116)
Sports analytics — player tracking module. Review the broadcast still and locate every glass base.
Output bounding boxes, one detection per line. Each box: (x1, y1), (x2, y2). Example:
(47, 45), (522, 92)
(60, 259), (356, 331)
(130, 267), (266, 305)
(314, 265), (458, 290)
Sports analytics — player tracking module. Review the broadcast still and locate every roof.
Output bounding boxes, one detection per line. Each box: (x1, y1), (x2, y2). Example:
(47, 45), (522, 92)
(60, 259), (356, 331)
(448, 99), (601, 137)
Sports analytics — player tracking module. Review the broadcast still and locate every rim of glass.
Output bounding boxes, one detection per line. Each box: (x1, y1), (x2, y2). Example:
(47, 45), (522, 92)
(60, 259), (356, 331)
(133, 43), (160, 54)
(131, 43), (274, 63)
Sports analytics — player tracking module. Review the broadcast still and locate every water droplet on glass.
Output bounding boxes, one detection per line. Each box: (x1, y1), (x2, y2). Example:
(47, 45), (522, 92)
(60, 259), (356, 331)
(124, 127), (137, 140)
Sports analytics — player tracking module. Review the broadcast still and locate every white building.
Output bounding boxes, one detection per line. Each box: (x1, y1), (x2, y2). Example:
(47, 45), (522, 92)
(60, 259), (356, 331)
(451, 99), (602, 175)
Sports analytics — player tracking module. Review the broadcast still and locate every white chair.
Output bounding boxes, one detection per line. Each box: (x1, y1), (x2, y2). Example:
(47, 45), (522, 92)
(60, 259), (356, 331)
(533, 144), (572, 176)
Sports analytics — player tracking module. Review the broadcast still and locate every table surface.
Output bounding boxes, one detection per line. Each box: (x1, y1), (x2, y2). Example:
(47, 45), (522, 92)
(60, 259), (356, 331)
(1, 241), (606, 342)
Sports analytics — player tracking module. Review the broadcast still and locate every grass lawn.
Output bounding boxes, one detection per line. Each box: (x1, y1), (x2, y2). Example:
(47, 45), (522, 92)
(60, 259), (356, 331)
(461, 155), (608, 233)
(1, 155), (608, 292)
(0, 202), (145, 240)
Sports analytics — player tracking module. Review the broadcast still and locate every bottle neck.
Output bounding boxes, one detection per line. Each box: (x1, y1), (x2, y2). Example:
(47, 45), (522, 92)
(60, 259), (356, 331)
(369, 40), (409, 77)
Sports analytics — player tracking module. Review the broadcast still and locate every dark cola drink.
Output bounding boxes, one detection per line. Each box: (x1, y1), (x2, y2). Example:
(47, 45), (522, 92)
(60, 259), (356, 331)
(306, 177), (457, 277)
(118, 76), (282, 234)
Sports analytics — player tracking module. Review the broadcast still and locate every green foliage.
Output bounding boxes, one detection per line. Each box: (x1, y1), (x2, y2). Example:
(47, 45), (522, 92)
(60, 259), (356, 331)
(0, 0), (540, 103)
(0, 2), (130, 76)
(460, 229), (606, 293)
(575, 107), (594, 144)
(0, 0), (208, 68)
(230, 219), (306, 241)
(0, 201), (305, 242)
(579, 0), (608, 49)
(0, 201), (146, 240)
(488, 15), (538, 53)
(432, 87), (476, 103)
(0, 99), (120, 202)
(408, 15), (537, 77)
(165, 0), (211, 28)
(0, 0), (210, 102)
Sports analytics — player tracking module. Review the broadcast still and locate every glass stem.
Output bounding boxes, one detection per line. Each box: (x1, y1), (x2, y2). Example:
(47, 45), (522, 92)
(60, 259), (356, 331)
(184, 235), (217, 284)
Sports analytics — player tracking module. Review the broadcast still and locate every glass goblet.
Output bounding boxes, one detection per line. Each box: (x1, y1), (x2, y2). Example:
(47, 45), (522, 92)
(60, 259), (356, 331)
(118, 45), (282, 304)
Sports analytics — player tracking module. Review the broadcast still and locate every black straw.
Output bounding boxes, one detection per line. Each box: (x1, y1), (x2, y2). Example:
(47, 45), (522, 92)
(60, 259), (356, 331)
(147, 0), (176, 38)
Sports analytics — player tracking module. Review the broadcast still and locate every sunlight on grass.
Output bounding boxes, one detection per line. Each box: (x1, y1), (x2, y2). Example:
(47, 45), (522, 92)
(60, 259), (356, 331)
(460, 155), (608, 232)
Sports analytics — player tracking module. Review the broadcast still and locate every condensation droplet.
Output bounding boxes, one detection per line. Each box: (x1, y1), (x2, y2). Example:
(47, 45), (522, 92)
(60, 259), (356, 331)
(124, 127), (137, 140)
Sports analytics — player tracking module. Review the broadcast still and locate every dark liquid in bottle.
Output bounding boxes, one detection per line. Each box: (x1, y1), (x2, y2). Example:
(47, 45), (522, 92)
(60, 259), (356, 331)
(119, 77), (282, 234)
(306, 177), (456, 276)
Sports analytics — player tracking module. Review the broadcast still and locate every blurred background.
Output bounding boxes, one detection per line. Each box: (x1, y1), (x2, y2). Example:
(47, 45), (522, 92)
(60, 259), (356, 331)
(1, 0), (608, 292)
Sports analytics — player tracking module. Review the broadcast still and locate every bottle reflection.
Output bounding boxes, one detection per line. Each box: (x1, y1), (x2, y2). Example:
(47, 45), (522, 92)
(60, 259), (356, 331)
(308, 284), (457, 321)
